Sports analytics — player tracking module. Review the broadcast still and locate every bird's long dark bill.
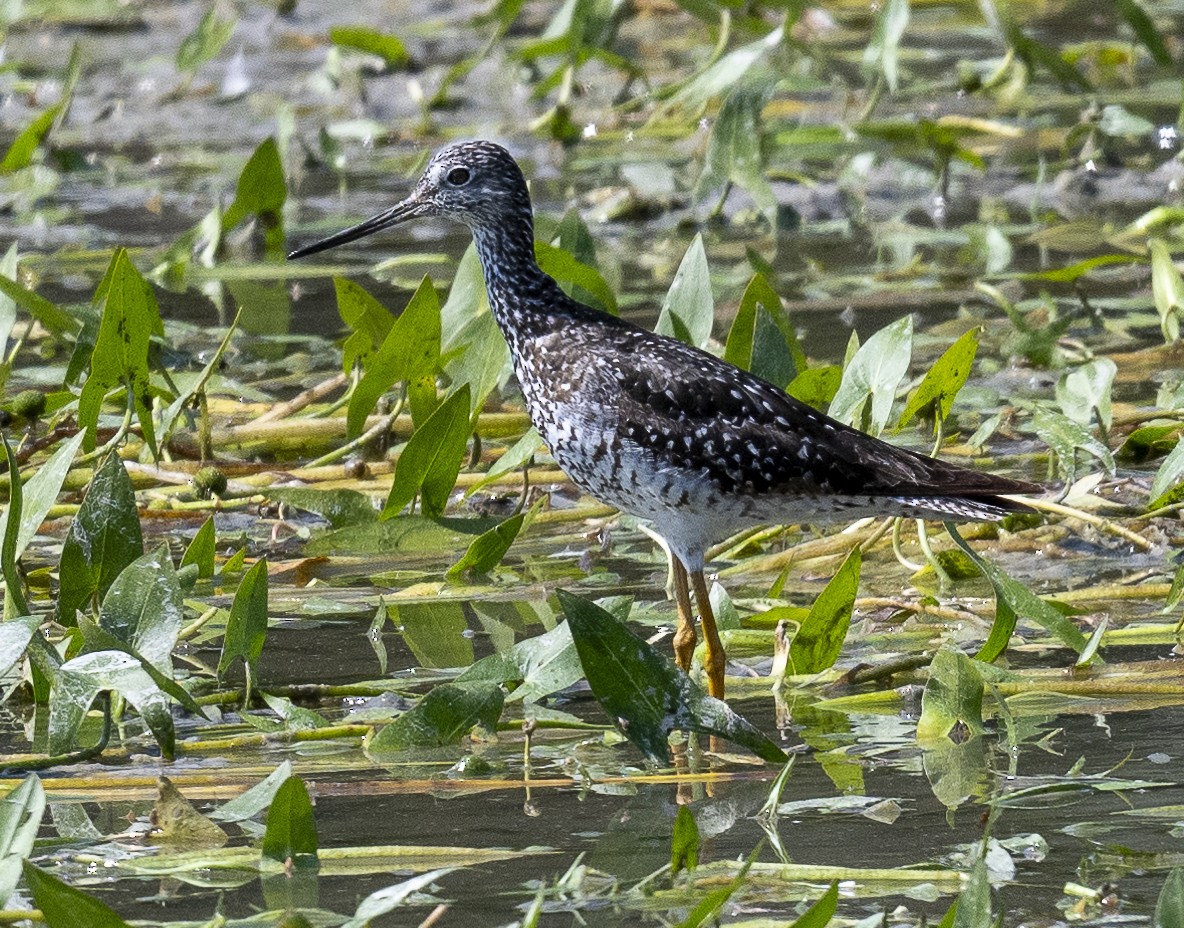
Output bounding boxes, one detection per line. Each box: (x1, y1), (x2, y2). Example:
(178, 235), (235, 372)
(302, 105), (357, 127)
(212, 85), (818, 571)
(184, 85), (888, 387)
(286, 197), (424, 260)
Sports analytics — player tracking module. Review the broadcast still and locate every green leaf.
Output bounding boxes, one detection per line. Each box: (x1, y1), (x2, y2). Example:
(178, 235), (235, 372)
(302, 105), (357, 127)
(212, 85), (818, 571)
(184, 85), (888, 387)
(671, 806), (699, 876)
(50, 650), (174, 758)
(217, 558), (269, 691)
(787, 365), (842, 410)
(655, 234), (714, 349)
(559, 590), (786, 764)
(789, 547), (860, 674)
(1003, 21), (1091, 90)
(262, 776), (318, 868)
(0, 243), (18, 357)
(829, 315), (913, 436)
(1056, 358), (1116, 430)
(945, 524), (1087, 656)
(96, 546), (182, 673)
(0, 431), (84, 564)
(348, 275), (441, 438)
(266, 487), (377, 527)
(384, 383), (472, 519)
(724, 272), (805, 388)
(1115, 0), (1173, 67)
(448, 501), (538, 577)
(211, 761), (293, 823)
(465, 426), (543, 497)
(694, 75), (777, 228)
(0, 776), (45, 907)
(0, 274), (77, 336)
(653, 24), (784, 119)
(1030, 405), (1115, 485)
(77, 250), (163, 454)
(157, 311), (240, 447)
(458, 620), (582, 704)
(1150, 240), (1184, 344)
(790, 881), (838, 928)
(57, 451), (144, 623)
(222, 138), (286, 253)
(0, 102), (62, 173)
(21, 860), (130, 928)
(1150, 435), (1184, 508)
(952, 858), (991, 928)
(916, 646), (985, 743)
(342, 869), (456, 928)
(676, 846), (759, 928)
(0, 615), (40, 680)
(329, 25), (411, 68)
(176, 7), (236, 73)
(1155, 868), (1184, 928)
(180, 517), (216, 579)
(535, 241), (618, 316)
(1012, 253), (1138, 283)
(366, 682), (505, 758)
(335, 277), (395, 376)
(863, 0), (909, 91)
(897, 327), (980, 431)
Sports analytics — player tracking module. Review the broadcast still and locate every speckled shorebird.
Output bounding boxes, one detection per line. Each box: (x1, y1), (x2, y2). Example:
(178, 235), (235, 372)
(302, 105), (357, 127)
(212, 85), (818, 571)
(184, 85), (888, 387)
(289, 140), (1038, 700)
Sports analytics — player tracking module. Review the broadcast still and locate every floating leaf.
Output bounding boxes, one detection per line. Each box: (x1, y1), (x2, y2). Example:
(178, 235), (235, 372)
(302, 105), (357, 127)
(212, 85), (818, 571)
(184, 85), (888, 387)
(897, 327), (980, 431)
(916, 646), (985, 743)
(560, 590), (786, 763)
(348, 276), (441, 437)
(829, 315), (913, 436)
(77, 250), (164, 454)
(366, 682), (505, 758)
(384, 383), (472, 519)
(266, 487), (377, 527)
(789, 547), (860, 674)
(0, 776), (45, 907)
(57, 451), (144, 623)
(329, 25), (410, 69)
(262, 776), (318, 869)
(21, 861), (130, 928)
(655, 234), (714, 348)
(343, 869), (456, 928)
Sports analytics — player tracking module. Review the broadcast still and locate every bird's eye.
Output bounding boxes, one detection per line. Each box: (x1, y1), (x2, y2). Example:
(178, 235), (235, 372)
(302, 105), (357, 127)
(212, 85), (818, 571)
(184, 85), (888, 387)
(446, 167), (471, 186)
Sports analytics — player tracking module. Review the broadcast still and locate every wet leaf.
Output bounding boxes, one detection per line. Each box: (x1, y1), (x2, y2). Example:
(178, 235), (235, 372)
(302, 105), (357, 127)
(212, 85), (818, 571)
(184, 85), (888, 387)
(218, 558), (269, 693)
(1151, 240), (1184, 344)
(176, 7), (235, 73)
(57, 451), (144, 623)
(655, 234), (713, 348)
(694, 75), (777, 228)
(1030, 405), (1115, 485)
(180, 516), (216, 579)
(448, 500), (539, 577)
(267, 487), (377, 527)
(790, 881), (838, 927)
(916, 646), (984, 743)
(671, 805), (699, 876)
(77, 249), (163, 454)
(724, 271), (804, 388)
(97, 546), (182, 672)
(945, 524), (1087, 657)
(536, 241), (618, 315)
(262, 776), (318, 869)
(384, 383), (472, 519)
(789, 547), (860, 674)
(0, 430), (84, 563)
(348, 276), (441, 437)
(366, 682), (505, 758)
(329, 25), (411, 69)
(863, 0), (909, 91)
(50, 650), (174, 758)
(21, 860), (130, 928)
(306, 516), (480, 556)
(0, 775), (44, 907)
(1150, 437), (1184, 509)
(1155, 868), (1184, 928)
(897, 328), (980, 431)
(0, 103), (62, 173)
(150, 776), (228, 848)
(829, 315), (913, 436)
(222, 137), (286, 248)
(0, 615), (40, 680)
(459, 620), (582, 703)
(559, 590), (787, 763)
(1056, 358), (1116, 430)
(211, 761), (294, 823)
(336, 277), (395, 376)
(343, 868), (455, 928)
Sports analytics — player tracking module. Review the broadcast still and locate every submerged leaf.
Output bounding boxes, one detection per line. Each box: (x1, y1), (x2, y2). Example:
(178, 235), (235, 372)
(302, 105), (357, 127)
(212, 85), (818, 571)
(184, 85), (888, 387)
(560, 590), (786, 763)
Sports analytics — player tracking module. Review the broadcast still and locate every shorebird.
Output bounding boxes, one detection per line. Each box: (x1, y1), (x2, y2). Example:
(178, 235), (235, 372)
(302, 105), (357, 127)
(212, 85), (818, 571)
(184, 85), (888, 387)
(289, 140), (1037, 700)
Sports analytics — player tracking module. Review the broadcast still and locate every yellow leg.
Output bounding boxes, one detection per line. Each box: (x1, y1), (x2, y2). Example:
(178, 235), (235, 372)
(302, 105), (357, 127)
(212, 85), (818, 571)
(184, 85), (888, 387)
(671, 556), (697, 672)
(689, 570), (726, 700)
